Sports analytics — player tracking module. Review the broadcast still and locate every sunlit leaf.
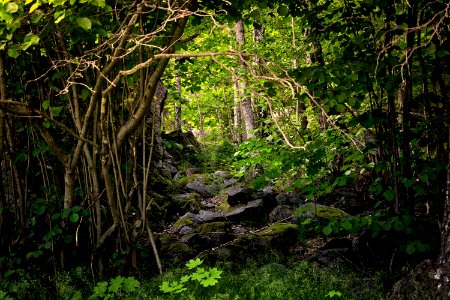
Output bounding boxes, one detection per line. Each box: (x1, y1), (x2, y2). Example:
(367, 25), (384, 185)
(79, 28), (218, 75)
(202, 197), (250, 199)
(77, 17), (92, 30)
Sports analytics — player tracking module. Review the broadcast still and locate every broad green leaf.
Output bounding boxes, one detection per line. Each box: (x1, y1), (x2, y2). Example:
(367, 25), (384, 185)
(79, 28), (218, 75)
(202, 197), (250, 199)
(334, 103), (345, 113)
(277, 4), (289, 16)
(42, 99), (50, 109)
(69, 213), (80, 223)
(91, 0), (105, 7)
(31, 10), (45, 23)
(122, 277), (140, 293)
(186, 258), (203, 269)
(6, 2), (19, 13)
(341, 220), (352, 230)
(50, 106), (64, 116)
(77, 17), (92, 30)
(383, 189), (394, 201)
(7, 48), (20, 58)
(406, 243), (416, 255)
(323, 224), (333, 236)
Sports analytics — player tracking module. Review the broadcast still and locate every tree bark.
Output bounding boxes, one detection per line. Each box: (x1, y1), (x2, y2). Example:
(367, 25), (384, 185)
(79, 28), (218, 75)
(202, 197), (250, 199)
(235, 19), (255, 139)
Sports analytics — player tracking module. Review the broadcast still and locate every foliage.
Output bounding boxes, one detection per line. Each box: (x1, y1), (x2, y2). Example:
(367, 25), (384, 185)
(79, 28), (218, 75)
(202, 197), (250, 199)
(160, 258), (222, 295)
(88, 276), (140, 300)
(139, 260), (384, 299)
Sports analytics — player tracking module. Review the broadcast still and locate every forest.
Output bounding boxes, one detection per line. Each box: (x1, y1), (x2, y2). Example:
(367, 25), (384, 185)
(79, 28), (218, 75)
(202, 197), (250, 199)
(0, 0), (449, 299)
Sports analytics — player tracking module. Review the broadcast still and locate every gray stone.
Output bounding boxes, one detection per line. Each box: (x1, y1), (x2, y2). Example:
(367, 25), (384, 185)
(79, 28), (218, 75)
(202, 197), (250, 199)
(227, 187), (252, 206)
(275, 191), (306, 206)
(269, 205), (297, 223)
(192, 210), (226, 224)
(225, 199), (265, 225)
(186, 180), (214, 197)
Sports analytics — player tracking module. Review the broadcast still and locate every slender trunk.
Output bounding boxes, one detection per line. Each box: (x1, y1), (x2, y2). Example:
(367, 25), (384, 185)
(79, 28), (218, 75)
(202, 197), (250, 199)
(175, 65), (182, 131)
(235, 19), (255, 139)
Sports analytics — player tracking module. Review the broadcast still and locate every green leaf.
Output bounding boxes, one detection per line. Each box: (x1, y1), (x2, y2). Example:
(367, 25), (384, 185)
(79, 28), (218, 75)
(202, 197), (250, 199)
(50, 106), (64, 116)
(406, 243), (416, 255)
(31, 10), (45, 23)
(341, 220), (352, 230)
(6, 2), (19, 13)
(383, 189), (394, 201)
(323, 224), (333, 235)
(93, 281), (108, 298)
(54, 10), (66, 23)
(69, 213), (80, 223)
(108, 276), (124, 293)
(77, 17), (92, 30)
(7, 48), (20, 58)
(186, 258), (203, 269)
(277, 4), (289, 16)
(122, 277), (140, 293)
(42, 100), (50, 109)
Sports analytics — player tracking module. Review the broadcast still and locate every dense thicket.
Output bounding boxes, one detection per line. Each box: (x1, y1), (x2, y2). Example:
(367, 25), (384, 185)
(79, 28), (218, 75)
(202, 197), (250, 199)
(0, 0), (449, 296)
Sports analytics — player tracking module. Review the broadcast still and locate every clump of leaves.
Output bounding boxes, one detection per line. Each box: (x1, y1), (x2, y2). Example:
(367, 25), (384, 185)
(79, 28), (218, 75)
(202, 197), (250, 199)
(88, 276), (139, 300)
(160, 258), (222, 295)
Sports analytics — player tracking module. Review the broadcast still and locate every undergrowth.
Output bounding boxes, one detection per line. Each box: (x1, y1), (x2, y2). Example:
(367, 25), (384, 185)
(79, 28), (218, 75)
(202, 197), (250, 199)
(0, 260), (384, 299)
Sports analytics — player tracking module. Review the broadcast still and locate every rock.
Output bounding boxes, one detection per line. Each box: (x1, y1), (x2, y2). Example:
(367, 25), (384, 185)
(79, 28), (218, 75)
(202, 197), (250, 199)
(232, 223), (299, 253)
(158, 233), (194, 260)
(212, 170), (233, 180)
(269, 205), (297, 223)
(186, 180), (215, 197)
(223, 178), (238, 188)
(170, 193), (202, 213)
(226, 187), (252, 206)
(178, 174), (219, 197)
(275, 191), (306, 206)
(225, 199), (265, 225)
(388, 260), (438, 300)
(179, 226), (195, 235)
(294, 204), (350, 220)
(178, 210), (227, 225)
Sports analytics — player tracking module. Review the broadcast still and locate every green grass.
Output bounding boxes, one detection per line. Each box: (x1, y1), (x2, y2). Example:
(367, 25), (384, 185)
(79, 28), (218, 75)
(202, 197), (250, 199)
(132, 261), (384, 300)
(0, 260), (384, 300)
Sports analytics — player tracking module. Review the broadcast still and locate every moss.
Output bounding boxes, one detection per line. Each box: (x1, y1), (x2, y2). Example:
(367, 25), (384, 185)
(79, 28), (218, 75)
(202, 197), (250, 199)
(313, 205), (349, 220)
(214, 193), (234, 213)
(172, 193), (202, 210)
(177, 173), (212, 187)
(159, 233), (194, 259)
(257, 223), (299, 237)
(196, 222), (230, 235)
(173, 215), (194, 229)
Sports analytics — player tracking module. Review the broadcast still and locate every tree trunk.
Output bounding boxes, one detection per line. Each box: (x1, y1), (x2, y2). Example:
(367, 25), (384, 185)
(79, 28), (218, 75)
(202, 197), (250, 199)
(175, 64), (183, 131)
(235, 19), (255, 139)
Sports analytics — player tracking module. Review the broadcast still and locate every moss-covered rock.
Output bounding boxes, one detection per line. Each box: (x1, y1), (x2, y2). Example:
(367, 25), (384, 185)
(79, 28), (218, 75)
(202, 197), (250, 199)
(171, 193), (202, 213)
(158, 233), (194, 260)
(295, 204), (349, 220)
(233, 223), (299, 250)
(195, 221), (231, 235)
(173, 215), (194, 229)
(177, 173), (213, 187)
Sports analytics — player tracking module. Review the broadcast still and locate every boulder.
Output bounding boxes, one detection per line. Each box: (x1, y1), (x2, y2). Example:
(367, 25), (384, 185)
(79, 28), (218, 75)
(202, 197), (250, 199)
(275, 191), (306, 206)
(226, 187), (253, 206)
(225, 199), (266, 225)
(269, 205), (297, 223)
